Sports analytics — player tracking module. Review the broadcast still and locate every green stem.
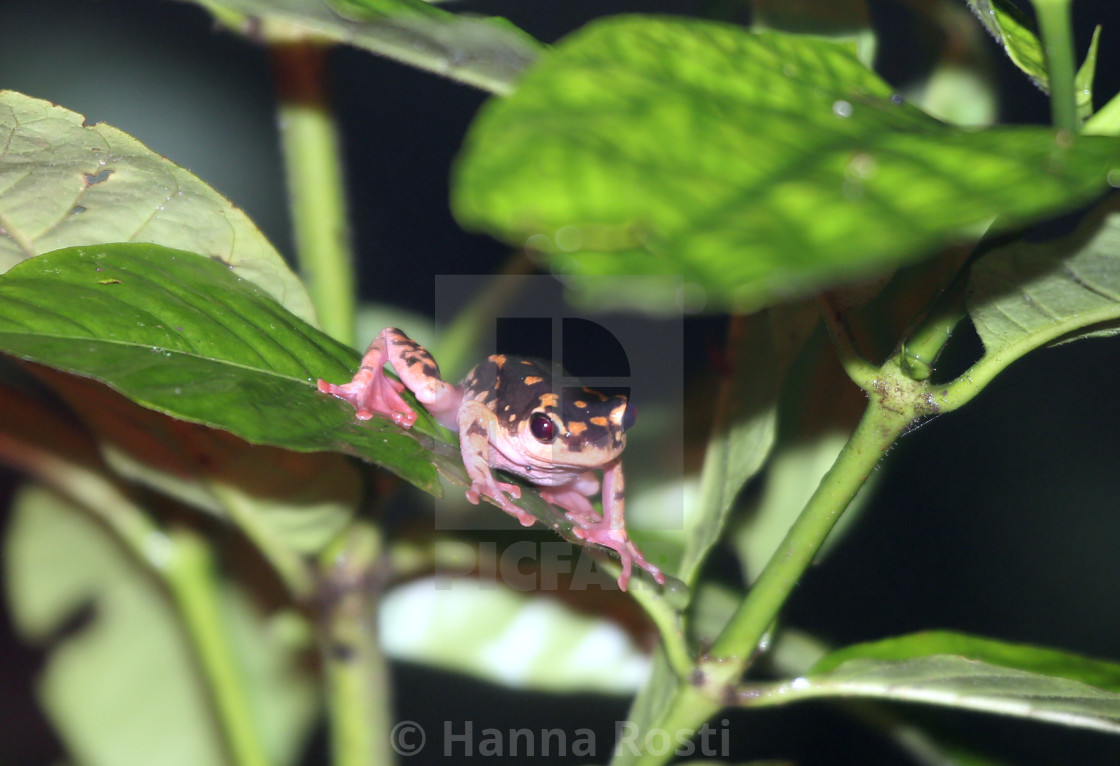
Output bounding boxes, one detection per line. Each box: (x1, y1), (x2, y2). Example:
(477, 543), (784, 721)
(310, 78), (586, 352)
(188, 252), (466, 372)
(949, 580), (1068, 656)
(710, 392), (914, 660)
(319, 521), (395, 766)
(898, 271), (968, 381)
(623, 686), (721, 766)
(818, 296), (879, 390)
(1031, 0), (1079, 132)
(271, 43), (356, 347)
(165, 526), (271, 766)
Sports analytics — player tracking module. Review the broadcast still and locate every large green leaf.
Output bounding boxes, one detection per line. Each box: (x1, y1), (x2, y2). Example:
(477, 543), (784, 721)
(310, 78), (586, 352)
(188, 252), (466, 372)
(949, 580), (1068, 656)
(188, 0), (541, 94)
(967, 195), (1120, 366)
(0, 91), (316, 324)
(0, 243), (446, 494)
(453, 17), (1120, 311)
(4, 484), (318, 766)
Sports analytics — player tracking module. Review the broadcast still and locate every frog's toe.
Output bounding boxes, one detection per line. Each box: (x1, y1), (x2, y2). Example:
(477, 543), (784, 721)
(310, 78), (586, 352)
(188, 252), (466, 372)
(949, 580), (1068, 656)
(318, 371), (417, 427)
(572, 526), (664, 590)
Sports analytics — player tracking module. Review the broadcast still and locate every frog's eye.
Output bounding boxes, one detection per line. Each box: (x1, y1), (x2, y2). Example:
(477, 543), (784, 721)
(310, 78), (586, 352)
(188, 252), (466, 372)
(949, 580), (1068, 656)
(530, 413), (557, 443)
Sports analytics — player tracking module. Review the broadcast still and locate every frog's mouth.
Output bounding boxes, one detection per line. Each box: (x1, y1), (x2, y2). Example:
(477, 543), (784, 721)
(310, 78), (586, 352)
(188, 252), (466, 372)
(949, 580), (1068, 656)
(489, 428), (626, 476)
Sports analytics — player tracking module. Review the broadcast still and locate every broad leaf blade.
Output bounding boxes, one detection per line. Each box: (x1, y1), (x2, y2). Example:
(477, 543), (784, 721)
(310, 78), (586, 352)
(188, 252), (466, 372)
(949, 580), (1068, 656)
(453, 17), (1120, 311)
(967, 195), (1120, 363)
(4, 484), (318, 766)
(190, 0), (541, 94)
(0, 243), (444, 494)
(0, 91), (316, 324)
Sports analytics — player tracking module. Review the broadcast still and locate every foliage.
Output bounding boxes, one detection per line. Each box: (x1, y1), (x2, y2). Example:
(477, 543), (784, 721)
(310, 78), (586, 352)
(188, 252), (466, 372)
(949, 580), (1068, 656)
(2, 0), (1120, 764)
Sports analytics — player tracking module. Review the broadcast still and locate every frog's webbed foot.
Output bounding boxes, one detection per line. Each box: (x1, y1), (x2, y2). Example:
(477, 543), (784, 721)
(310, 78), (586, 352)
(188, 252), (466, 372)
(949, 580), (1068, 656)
(543, 486), (664, 591)
(318, 368), (417, 427)
(466, 480), (535, 527)
(571, 522), (665, 591)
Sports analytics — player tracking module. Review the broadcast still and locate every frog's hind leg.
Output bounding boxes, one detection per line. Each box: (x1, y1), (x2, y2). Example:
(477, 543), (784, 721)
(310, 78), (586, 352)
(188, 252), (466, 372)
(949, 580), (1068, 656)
(318, 327), (459, 428)
(549, 464), (665, 591)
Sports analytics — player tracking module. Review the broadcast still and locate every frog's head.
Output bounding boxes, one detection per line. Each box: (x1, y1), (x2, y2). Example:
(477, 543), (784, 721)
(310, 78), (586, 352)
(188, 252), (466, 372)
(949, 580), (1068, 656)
(500, 359), (636, 470)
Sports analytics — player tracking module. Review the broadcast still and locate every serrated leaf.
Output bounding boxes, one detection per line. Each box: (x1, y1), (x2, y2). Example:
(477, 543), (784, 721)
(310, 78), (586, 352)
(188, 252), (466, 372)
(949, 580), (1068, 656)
(967, 195), (1120, 363)
(0, 91), (316, 325)
(189, 0), (541, 94)
(453, 17), (1120, 311)
(967, 2), (1098, 121)
(752, 654), (1120, 734)
(380, 577), (650, 692)
(811, 631), (1120, 692)
(4, 484), (317, 766)
(0, 243), (446, 494)
(967, 0), (1048, 89)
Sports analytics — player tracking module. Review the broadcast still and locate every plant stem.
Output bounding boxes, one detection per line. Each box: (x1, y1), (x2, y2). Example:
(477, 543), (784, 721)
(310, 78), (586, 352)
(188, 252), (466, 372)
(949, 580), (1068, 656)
(1031, 0), (1079, 132)
(271, 43), (356, 347)
(818, 296), (879, 390)
(710, 392), (914, 660)
(165, 526), (271, 766)
(319, 521), (396, 766)
(898, 272), (967, 381)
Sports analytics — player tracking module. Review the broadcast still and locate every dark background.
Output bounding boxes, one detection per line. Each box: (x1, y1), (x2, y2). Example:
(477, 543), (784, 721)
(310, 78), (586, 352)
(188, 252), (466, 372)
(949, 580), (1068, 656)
(3, 0), (1120, 763)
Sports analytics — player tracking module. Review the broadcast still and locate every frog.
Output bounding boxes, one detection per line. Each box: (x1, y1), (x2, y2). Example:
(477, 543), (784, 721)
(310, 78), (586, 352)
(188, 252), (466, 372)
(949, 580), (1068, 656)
(317, 327), (665, 590)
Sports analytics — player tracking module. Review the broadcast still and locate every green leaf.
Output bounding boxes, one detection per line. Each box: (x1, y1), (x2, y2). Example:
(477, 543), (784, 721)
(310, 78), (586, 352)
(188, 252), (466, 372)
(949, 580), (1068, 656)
(967, 2), (1097, 121)
(0, 243), (446, 494)
(0, 91), (316, 325)
(811, 631), (1120, 693)
(966, 0), (1048, 89)
(188, 0), (541, 94)
(380, 577), (651, 693)
(678, 309), (811, 586)
(1075, 26), (1102, 122)
(4, 484), (318, 766)
(752, 653), (1120, 733)
(453, 17), (1120, 311)
(967, 195), (1120, 365)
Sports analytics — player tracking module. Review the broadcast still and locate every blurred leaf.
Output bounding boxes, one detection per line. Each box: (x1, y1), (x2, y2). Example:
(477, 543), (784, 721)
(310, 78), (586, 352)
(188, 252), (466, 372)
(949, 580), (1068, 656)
(753, 654), (1120, 733)
(0, 243), (446, 494)
(453, 17), (1120, 311)
(37, 370), (360, 558)
(380, 577), (650, 693)
(1075, 26), (1101, 121)
(189, 0), (541, 94)
(733, 326), (870, 583)
(0, 91), (316, 325)
(967, 195), (1120, 364)
(678, 309), (812, 586)
(4, 484), (317, 766)
(812, 631), (1120, 692)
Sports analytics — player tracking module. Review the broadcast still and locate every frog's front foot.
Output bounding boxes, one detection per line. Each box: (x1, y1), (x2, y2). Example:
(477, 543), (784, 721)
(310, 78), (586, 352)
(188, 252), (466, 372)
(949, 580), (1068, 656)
(465, 480), (535, 527)
(570, 522), (665, 591)
(318, 369), (417, 427)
